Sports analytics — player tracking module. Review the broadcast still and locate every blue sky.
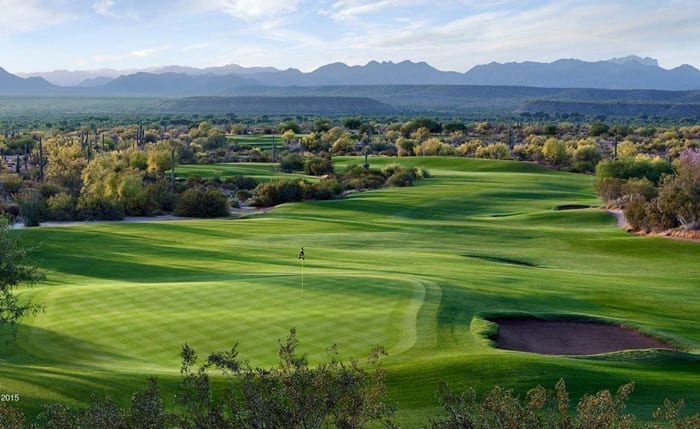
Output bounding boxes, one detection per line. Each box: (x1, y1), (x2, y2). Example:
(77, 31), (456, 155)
(1, 0), (698, 73)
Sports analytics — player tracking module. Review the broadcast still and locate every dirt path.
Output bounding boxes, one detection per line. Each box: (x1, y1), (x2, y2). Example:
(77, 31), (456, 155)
(10, 207), (271, 229)
(607, 209), (628, 229)
(493, 318), (678, 355)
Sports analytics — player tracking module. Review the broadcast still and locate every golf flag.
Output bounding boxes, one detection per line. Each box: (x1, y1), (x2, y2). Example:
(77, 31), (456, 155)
(298, 247), (305, 297)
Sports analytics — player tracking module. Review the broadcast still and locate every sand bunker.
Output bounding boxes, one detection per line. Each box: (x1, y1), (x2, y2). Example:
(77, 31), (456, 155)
(554, 204), (591, 210)
(492, 318), (678, 355)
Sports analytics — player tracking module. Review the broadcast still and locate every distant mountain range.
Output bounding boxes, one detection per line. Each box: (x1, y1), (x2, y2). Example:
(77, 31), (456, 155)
(3, 56), (700, 118)
(8, 55), (700, 93)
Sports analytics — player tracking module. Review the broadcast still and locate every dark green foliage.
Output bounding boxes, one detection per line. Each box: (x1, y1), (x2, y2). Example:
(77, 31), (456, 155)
(79, 395), (127, 429)
(572, 145), (603, 173)
(37, 403), (79, 429)
(144, 178), (177, 214)
(0, 217), (44, 333)
(175, 343), (226, 429)
(0, 403), (25, 429)
(381, 164), (416, 187)
(589, 122), (610, 136)
(44, 192), (77, 221)
(403, 117), (442, 133)
(341, 164), (386, 190)
(76, 196), (125, 221)
(430, 379), (698, 429)
(279, 120), (301, 133)
(611, 124), (634, 138)
(307, 177), (342, 200)
(17, 193), (41, 227)
(280, 153), (305, 172)
(0, 203), (20, 221)
(0, 175), (24, 196)
(253, 179), (306, 207)
(443, 121), (467, 133)
(234, 189), (252, 202)
(305, 155), (334, 176)
(194, 329), (395, 429)
(129, 377), (174, 429)
(543, 124), (558, 136)
(223, 175), (257, 190)
(595, 158), (673, 185)
(313, 118), (332, 132)
(343, 118), (363, 130)
(174, 187), (229, 218)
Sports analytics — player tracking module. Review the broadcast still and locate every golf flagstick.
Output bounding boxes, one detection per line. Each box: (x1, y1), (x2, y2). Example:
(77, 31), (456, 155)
(298, 246), (305, 297)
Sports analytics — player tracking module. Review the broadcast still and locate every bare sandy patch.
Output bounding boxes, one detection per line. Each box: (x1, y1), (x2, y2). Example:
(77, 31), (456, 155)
(492, 318), (678, 355)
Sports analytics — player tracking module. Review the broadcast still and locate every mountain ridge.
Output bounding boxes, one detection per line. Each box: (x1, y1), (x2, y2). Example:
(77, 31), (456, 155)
(10, 56), (700, 91)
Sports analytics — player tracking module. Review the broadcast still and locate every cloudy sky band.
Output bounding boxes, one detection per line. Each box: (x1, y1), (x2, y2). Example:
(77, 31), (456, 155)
(0, 0), (697, 73)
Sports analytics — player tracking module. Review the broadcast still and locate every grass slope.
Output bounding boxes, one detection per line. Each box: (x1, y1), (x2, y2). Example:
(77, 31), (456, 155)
(2, 157), (698, 423)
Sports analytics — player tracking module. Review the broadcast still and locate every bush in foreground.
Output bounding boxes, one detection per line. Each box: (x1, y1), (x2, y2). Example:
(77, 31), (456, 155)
(0, 330), (697, 428)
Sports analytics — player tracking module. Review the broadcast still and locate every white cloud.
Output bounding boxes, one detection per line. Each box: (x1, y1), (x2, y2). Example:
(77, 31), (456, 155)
(130, 47), (167, 57)
(334, 0), (700, 71)
(0, 0), (74, 37)
(92, 0), (115, 16)
(186, 0), (301, 20)
(325, 0), (422, 21)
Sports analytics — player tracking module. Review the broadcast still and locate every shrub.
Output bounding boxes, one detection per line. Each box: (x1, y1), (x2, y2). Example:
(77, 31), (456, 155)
(305, 156), (334, 176)
(77, 197), (125, 221)
(0, 203), (20, 221)
(572, 144), (602, 173)
(0, 174), (23, 196)
(595, 177), (623, 206)
(18, 193), (42, 227)
(224, 175), (257, 190)
(174, 187), (229, 218)
(596, 158), (673, 185)
(280, 153), (304, 172)
(476, 143), (510, 160)
(45, 192), (76, 221)
(253, 180), (306, 207)
(307, 178), (342, 200)
(386, 169), (415, 187)
(624, 195), (649, 231)
(342, 164), (385, 190)
(235, 189), (252, 202)
(0, 403), (25, 429)
(145, 178), (176, 213)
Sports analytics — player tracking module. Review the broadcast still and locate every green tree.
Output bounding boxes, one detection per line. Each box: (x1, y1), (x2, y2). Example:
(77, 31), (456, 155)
(282, 129), (297, 144)
(572, 144), (602, 173)
(589, 122), (609, 137)
(542, 138), (569, 168)
(343, 117), (363, 130)
(0, 217), (44, 333)
(147, 142), (173, 174)
(44, 136), (87, 196)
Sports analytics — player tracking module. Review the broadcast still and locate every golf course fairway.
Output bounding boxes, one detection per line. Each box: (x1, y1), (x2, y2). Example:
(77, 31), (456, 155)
(2, 157), (698, 423)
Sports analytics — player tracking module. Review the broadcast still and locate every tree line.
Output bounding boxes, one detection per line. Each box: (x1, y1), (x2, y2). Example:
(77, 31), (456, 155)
(1, 118), (698, 229)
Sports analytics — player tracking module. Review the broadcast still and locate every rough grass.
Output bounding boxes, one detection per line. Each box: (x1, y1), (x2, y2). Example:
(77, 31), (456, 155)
(3, 157), (699, 423)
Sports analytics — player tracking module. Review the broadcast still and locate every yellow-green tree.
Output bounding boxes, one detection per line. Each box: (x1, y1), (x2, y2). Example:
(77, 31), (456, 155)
(542, 138), (569, 168)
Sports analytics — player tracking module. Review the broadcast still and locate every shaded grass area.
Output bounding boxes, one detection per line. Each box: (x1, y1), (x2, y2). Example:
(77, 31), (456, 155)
(3, 157), (699, 423)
